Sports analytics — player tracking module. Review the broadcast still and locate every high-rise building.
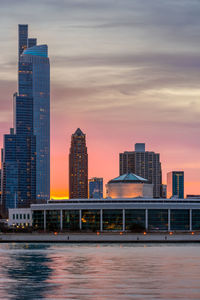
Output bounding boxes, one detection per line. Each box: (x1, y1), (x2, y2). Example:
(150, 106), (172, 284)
(119, 143), (162, 198)
(18, 26), (50, 201)
(89, 177), (103, 199)
(69, 128), (88, 199)
(167, 171), (184, 199)
(1, 128), (36, 209)
(1, 24), (50, 210)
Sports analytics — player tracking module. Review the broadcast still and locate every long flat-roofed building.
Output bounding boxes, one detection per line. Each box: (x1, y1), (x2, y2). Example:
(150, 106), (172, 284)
(9, 198), (200, 232)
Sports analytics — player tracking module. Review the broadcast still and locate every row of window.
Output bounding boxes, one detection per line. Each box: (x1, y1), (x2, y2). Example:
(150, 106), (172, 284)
(13, 213), (30, 220)
(32, 209), (200, 231)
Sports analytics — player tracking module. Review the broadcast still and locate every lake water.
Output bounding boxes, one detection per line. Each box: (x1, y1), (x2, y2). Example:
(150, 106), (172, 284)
(0, 243), (200, 299)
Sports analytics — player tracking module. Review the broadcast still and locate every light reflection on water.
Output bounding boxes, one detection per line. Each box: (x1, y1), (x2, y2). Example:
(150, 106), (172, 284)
(0, 243), (200, 299)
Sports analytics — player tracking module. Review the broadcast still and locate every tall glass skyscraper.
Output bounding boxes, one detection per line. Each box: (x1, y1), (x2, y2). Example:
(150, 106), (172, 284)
(18, 42), (50, 201)
(1, 25), (50, 211)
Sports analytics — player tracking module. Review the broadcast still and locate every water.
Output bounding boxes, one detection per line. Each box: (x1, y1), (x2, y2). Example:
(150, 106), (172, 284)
(0, 243), (200, 299)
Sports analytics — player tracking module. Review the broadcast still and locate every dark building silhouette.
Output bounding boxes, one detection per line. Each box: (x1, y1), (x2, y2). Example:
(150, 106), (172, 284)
(69, 128), (88, 199)
(119, 143), (162, 198)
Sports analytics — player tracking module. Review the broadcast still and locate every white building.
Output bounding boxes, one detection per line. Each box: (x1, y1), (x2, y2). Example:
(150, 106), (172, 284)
(8, 208), (32, 227)
(106, 173), (153, 198)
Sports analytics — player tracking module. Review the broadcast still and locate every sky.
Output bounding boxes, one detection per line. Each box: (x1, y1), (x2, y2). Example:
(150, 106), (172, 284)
(0, 0), (200, 197)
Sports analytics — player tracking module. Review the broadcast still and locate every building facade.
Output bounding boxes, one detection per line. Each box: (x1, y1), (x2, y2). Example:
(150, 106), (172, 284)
(12, 198), (200, 232)
(18, 29), (50, 201)
(1, 128), (36, 209)
(8, 208), (32, 227)
(119, 143), (162, 198)
(89, 177), (103, 199)
(106, 173), (153, 198)
(69, 128), (88, 199)
(167, 171), (184, 199)
(1, 25), (50, 211)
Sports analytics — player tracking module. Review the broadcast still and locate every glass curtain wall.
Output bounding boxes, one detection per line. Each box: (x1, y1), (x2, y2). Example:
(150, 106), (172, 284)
(63, 210), (79, 231)
(82, 210), (100, 231)
(192, 210), (200, 230)
(171, 209), (189, 230)
(125, 209), (145, 231)
(46, 210), (60, 231)
(103, 209), (123, 230)
(148, 209), (168, 230)
(32, 210), (44, 230)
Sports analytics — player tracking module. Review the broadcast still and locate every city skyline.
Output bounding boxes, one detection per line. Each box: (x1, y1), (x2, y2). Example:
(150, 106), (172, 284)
(0, 1), (200, 197)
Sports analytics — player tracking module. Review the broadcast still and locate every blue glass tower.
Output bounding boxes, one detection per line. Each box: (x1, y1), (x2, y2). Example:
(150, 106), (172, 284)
(167, 171), (184, 199)
(89, 177), (103, 199)
(1, 24), (50, 211)
(18, 42), (50, 201)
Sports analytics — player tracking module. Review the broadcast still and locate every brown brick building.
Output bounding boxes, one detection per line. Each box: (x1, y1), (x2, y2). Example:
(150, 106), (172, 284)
(119, 143), (162, 198)
(69, 128), (88, 199)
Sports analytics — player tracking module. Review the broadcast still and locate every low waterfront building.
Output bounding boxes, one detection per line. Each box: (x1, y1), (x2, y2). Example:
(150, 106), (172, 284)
(8, 208), (32, 227)
(7, 198), (200, 232)
(106, 173), (153, 198)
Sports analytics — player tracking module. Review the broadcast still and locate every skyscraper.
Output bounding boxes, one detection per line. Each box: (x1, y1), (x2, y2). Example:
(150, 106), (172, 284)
(89, 177), (103, 199)
(167, 171), (184, 199)
(69, 128), (88, 199)
(119, 143), (162, 198)
(1, 24), (50, 210)
(18, 26), (50, 201)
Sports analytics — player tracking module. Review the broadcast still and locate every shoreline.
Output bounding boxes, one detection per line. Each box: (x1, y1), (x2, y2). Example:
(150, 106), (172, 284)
(1, 233), (200, 243)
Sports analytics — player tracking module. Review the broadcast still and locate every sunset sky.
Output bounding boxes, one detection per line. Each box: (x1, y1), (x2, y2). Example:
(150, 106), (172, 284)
(1, 0), (200, 197)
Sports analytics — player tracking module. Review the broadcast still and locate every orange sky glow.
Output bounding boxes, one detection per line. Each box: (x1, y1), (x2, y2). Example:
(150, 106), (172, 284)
(1, 0), (200, 198)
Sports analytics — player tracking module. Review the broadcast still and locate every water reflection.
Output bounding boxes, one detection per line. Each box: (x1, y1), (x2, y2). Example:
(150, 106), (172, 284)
(0, 244), (53, 300)
(0, 243), (200, 299)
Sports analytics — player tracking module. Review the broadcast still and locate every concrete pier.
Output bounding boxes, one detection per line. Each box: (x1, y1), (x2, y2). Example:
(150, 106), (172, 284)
(0, 232), (200, 243)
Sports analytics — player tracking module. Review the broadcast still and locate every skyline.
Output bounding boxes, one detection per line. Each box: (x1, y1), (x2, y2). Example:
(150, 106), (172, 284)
(1, 1), (200, 197)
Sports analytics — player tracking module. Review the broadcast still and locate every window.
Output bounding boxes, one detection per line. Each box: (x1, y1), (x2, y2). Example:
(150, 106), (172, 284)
(171, 209), (189, 230)
(13, 214), (15, 220)
(125, 209), (145, 231)
(82, 210), (100, 231)
(20, 214), (22, 219)
(16, 214), (18, 219)
(27, 214), (30, 219)
(148, 210), (168, 230)
(103, 210), (123, 231)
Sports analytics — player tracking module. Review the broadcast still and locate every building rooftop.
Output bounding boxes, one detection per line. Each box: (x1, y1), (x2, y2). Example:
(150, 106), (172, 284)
(108, 173), (148, 184)
(23, 45), (48, 57)
(73, 128), (85, 136)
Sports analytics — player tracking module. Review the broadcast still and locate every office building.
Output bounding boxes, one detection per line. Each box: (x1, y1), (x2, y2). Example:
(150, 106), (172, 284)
(1, 127), (36, 210)
(18, 25), (50, 200)
(106, 173), (153, 198)
(69, 128), (88, 199)
(89, 177), (103, 199)
(1, 24), (49, 210)
(167, 171), (184, 199)
(119, 143), (162, 198)
(162, 184), (167, 198)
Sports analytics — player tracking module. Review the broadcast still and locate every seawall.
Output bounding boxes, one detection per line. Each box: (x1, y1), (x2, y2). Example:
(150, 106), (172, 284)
(0, 232), (200, 243)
